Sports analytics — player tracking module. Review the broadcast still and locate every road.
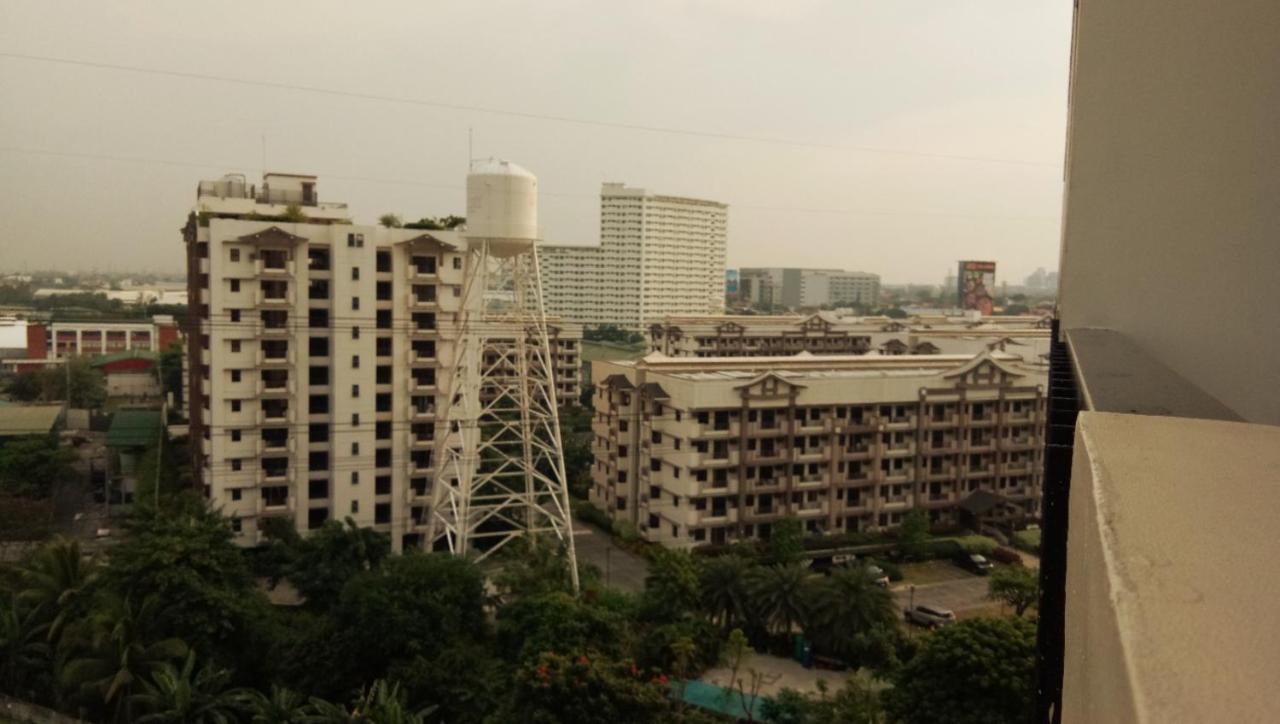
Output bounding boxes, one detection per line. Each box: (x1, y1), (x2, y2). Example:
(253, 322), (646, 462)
(572, 526), (649, 592)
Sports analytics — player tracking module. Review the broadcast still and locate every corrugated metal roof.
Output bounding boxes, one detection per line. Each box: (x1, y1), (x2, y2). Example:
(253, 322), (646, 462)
(0, 404), (63, 436)
(105, 409), (162, 448)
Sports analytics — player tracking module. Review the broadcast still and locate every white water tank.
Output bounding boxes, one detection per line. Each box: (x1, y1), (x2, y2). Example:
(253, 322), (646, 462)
(465, 158), (539, 256)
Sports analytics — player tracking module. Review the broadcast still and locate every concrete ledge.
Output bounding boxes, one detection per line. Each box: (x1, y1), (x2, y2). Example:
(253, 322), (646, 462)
(1065, 328), (1239, 420)
(1063, 412), (1280, 722)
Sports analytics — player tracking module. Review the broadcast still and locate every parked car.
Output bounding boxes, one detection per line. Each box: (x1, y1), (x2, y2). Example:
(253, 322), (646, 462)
(904, 605), (956, 628)
(956, 552), (994, 575)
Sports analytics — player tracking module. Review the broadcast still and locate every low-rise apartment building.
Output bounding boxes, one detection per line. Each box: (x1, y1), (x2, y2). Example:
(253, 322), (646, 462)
(590, 351), (1046, 549)
(648, 313), (1051, 361)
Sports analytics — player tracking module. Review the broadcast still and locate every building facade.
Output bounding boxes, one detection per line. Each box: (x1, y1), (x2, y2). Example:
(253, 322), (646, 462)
(648, 313), (1051, 361)
(540, 183), (728, 330)
(183, 173), (580, 549)
(590, 351), (1046, 549)
(739, 267), (880, 311)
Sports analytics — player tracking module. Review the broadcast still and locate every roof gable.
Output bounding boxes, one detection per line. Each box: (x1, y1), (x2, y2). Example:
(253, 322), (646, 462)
(235, 226), (307, 245)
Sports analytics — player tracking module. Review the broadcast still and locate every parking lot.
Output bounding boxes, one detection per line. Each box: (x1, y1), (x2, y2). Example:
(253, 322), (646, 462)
(893, 575), (994, 619)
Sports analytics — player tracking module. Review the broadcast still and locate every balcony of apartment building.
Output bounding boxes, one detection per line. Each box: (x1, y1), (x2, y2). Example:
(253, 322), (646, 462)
(695, 410), (738, 438)
(408, 340), (436, 366)
(259, 398), (290, 426)
(260, 427), (290, 456)
(406, 368), (436, 394)
(409, 283), (437, 310)
(259, 310), (290, 338)
(307, 247), (331, 277)
(409, 395), (436, 420)
(409, 450), (433, 477)
(409, 312), (437, 338)
(1037, 4), (1279, 719)
(407, 255), (438, 281)
(258, 339), (290, 368)
(257, 280), (291, 308)
(255, 249), (294, 279)
(259, 370), (292, 401)
(925, 405), (960, 429)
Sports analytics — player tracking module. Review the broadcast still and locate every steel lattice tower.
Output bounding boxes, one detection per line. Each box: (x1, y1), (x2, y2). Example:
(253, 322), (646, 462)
(425, 160), (579, 590)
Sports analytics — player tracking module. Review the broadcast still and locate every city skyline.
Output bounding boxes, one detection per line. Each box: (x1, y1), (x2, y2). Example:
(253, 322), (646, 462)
(0, 1), (1071, 284)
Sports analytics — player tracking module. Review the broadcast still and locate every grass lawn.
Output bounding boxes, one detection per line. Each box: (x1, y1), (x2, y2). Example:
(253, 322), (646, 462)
(899, 559), (972, 585)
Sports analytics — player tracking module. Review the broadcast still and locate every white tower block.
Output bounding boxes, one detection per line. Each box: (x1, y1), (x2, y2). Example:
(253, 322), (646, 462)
(426, 159), (579, 590)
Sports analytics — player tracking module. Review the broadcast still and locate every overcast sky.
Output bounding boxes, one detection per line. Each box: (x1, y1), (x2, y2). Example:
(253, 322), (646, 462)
(0, 1), (1072, 284)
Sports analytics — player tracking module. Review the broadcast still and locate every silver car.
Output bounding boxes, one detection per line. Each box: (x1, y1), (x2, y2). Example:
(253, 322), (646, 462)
(904, 605), (956, 628)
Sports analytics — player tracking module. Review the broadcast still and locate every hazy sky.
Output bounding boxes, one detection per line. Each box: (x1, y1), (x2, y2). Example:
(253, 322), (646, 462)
(0, 1), (1072, 284)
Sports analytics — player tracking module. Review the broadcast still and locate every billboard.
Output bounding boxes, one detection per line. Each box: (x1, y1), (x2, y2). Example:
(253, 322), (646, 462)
(958, 261), (996, 315)
(725, 269), (739, 294)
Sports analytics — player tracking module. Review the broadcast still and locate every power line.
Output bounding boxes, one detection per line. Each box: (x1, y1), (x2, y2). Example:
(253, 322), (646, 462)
(0, 52), (1062, 169)
(0, 145), (1060, 223)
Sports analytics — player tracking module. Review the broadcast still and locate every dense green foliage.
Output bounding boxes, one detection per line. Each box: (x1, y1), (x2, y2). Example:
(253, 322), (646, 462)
(3, 355), (106, 408)
(1, 498), (1035, 722)
(987, 565), (1040, 616)
(584, 324), (645, 345)
(883, 617), (1037, 724)
(0, 435), (77, 498)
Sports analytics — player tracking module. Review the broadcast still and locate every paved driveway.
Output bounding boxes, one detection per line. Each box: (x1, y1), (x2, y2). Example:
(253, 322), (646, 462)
(893, 575), (992, 617)
(572, 527), (649, 593)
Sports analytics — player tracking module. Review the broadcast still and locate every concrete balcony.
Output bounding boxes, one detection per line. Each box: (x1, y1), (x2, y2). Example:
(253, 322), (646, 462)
(1061, 412), (1280, 723)
(256, 259), (296, 279)
(406, 376), (437, 394)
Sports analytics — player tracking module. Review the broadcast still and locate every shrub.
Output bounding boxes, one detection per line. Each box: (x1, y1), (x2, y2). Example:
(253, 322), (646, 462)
(990, 546), (1023, 566)
(573, 500), (614, 532)
(953, 535), (998, 554)
(1012, 528), (1042, 553)
(872, 558), (903, 582)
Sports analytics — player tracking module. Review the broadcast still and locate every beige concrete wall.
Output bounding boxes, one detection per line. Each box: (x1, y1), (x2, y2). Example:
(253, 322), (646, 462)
(1058, 0), (1280, 424)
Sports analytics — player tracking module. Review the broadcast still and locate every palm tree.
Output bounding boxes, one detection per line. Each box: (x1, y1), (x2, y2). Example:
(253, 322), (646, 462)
(807, 566), (898, 661)
(61, 595), (187, 723)
(0, 594), (50, 699)
(243, 684), (313, 723)
(19, 536), (98, 644)
(301, 680), (434, 724)
(129, 650), (247, 724)
(747, 562), (818, 640)
(700, 555), (752, 629)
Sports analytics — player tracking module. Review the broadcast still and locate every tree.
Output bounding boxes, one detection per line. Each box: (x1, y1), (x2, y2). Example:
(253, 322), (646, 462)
(721, 628), (765, 723)
(157, 343), (184, 409)
(642, 549), (702, 620)
(761, 677), (884, 724)
(61, 595), (189, 723)
(0, 593), (50, 701)
(403, 215), (465, 230)
(493, 536), (576, 600)
(44, 355), (107, 408)
(699, 555), (752, 629)
(766, 517), (804, 565)
(988, 565), (1039, 616)
(242, 684), (312, 724)
(806, 566), (898, 666)
(102, 498), (263, 665)
(896, 509), (930, 560)
(883, 617), (1036, 724)
(500, 651), (669, 724)
(3, 372), (42, 401)
(277, 518), (390, 610)
(747, 563), (817, 639)
(334, 553), (488, 685)
(0, 435), (77, 498)
(378, 213), (403, 228)
(496, 591), (628, 664)
(281, 205), (308, 223)
(18, 536), (99, 645)
(128, 650), (247, 724)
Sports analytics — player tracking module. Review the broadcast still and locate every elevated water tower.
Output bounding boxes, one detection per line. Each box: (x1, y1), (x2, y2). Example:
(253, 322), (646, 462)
(426, 159), (579, 590)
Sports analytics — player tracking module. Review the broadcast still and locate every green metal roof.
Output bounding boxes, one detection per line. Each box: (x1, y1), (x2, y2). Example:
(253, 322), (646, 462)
(105, 409), (162, 448)
(90, 349), (159, 368)
(0, 404), (63, 437)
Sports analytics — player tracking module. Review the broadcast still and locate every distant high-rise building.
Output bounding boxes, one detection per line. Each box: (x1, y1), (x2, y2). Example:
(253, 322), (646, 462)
(540, 183), (728, 330)
(739, 267), (880, 310)
(1024, 267), (1059, 291)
